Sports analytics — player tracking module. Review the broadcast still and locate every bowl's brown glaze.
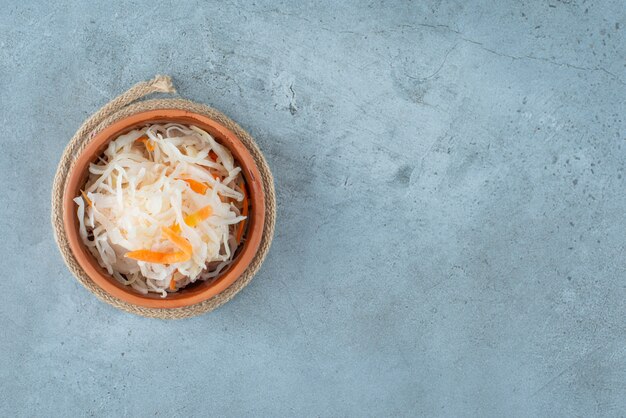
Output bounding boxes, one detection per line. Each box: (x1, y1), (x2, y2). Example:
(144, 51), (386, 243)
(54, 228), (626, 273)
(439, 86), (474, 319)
(62, 110), (265, 309)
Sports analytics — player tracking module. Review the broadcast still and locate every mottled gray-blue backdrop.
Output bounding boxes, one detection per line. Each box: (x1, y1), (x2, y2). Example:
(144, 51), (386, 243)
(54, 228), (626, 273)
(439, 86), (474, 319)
(1, 1), (625, 417)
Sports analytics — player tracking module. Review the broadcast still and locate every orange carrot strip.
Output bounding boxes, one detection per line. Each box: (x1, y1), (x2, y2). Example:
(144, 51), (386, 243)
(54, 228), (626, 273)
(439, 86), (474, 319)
(136, 136), (155, 151)
(160, 252), (190, 263)
(81, 190), (92, 207)
(209, 150), (218, 161)
(182, 178), (208, 194)
(168, 205), (213, 234)
(236, 182), (249, 243)
(170, 270), (179, 290)
(184, 205), (213, 227)
(125, 250), (189, 264)
(161, 226), (193, 255)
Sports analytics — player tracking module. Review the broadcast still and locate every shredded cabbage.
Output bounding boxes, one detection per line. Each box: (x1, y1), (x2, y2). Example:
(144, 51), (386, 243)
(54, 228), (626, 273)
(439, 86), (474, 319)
(74, 123), (248, 297)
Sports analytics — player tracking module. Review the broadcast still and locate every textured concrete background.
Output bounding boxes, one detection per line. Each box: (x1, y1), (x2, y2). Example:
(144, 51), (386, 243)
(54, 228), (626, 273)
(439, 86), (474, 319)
(1, 0), (625, 416)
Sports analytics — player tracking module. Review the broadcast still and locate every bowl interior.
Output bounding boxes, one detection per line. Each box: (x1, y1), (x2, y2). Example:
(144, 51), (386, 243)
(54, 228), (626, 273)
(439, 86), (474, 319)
(62, 110), (265, 309)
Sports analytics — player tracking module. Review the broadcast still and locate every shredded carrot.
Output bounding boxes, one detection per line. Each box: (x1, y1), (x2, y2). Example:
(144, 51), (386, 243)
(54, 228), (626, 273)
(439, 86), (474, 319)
(125, 250), (189, 264)
(169, 277), (176, 290)
(161, 226), (193, 255)
(168, 205), (213, 234)
(236, 182), (248, 243)
(127, 226), (194, 263)
(181, 178), (208, 194)
(170, 223), (182, 234)
(136, 135), (155, 151)
(212, 173), (221, 180)
(184, 205), (213, 227)
(81, 190), (92, 207)
(209, 150), (218, 161)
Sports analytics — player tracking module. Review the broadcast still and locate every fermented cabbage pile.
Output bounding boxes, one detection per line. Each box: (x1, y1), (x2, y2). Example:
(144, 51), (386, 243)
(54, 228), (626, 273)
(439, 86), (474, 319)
(74, 123), (248, 297)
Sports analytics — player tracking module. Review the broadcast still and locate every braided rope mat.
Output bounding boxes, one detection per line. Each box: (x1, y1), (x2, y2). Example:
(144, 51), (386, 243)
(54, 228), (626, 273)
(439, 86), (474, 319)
(51, 75), (276, 319)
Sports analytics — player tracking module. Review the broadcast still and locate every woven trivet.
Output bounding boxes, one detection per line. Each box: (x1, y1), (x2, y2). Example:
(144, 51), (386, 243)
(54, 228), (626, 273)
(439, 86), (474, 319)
(51, 75), (275, 319)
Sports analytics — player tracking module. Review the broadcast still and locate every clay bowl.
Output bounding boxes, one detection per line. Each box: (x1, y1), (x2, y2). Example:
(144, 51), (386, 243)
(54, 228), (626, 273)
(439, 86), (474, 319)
(62, 109), (265, 309)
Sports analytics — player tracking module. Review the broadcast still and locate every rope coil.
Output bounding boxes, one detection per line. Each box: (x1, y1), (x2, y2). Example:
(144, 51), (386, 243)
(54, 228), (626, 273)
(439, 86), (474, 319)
(51, 76), (276, 319)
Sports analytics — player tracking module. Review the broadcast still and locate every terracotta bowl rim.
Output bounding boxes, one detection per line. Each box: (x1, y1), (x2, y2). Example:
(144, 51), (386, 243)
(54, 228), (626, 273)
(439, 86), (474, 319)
(62, 109), (266, 309)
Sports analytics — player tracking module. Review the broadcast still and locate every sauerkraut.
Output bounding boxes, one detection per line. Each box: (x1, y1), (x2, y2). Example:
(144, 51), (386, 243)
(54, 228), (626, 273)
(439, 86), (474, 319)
(73, 123), (248, 297)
